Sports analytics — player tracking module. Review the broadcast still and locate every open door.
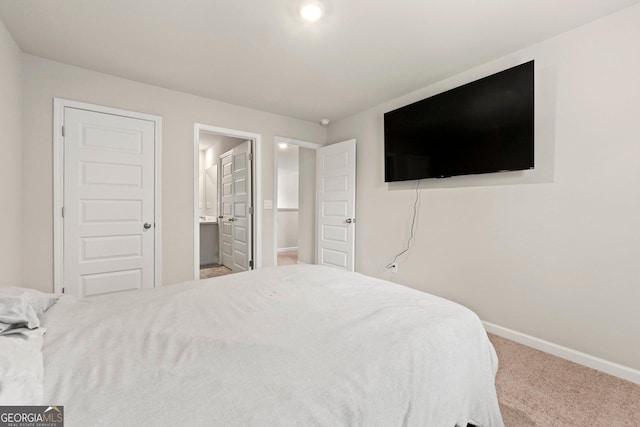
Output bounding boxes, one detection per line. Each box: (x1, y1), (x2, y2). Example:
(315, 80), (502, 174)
(231, 141), (253, 271)
(219, 141), (253, 272)
(316, 139), (356, 271)
(219, 150), (234, 270)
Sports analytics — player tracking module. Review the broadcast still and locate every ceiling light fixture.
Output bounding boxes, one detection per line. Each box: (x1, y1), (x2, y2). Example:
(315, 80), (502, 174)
(279, 142), (288, 149)
(300, 1), (324, 22)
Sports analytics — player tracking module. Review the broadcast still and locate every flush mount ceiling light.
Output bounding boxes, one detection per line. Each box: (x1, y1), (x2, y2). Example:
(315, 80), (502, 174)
(299, 1), (324, 22)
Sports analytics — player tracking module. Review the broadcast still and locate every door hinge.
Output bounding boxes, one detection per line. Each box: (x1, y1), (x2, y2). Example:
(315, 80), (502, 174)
(248, 153), (253, 161)
(61, 207), (65, 218)
(249, 260), (254, 269)
(249, 206), (254, 215)
(62, 288), (65, 294)
(61, 126), (65, 137)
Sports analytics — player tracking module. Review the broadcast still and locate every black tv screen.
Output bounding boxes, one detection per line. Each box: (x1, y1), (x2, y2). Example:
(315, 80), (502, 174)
(384, 61), (534, 182)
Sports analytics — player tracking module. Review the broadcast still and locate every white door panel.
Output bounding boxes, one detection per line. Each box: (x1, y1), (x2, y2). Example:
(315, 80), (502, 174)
(63, 107), (155, 297)
(218, 141), (253, 272)
(316, 139), (356, 271)
(219, 151), (234, 269)
(231, 141), (252, 272)
(82, 270), (142, 297)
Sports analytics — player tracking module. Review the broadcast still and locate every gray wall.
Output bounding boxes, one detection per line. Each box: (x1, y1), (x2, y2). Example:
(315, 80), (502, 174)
(277, 211), (298, 250)
(20, 54), (326, 290)
(276, 145), (299, 250)
(298, 147), (316, 264)
(199, 223), (219, 265)
(0, 18), (22, 286)
(328, 5), (640, 370)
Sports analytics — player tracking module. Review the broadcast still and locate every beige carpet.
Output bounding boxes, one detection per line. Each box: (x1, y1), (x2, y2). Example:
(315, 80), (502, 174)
(199, 264), (232, 279)
(489, 333), (640, 426)
(277, 249), (298, 266)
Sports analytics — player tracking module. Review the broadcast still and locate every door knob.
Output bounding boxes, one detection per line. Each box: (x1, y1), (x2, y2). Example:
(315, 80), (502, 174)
(228, 217), (236, 222)
(143, 222), (152, 229)
(345, 218), (354, 224)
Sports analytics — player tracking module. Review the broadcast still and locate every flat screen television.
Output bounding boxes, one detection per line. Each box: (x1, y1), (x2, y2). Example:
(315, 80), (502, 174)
(384, 61), (534, 182)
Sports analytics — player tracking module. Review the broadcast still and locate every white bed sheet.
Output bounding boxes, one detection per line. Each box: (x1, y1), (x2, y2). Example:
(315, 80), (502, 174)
(41, 265), (503, 427)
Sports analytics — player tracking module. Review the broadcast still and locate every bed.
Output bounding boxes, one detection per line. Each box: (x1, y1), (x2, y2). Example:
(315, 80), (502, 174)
(2, 265), (504, 426)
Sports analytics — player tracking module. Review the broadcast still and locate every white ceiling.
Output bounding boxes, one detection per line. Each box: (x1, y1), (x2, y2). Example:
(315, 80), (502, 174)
(0, 0), (638, 122)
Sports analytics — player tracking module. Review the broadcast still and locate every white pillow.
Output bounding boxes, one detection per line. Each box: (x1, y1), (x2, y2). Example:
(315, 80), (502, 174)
(0, 288), (54, 405)
(0, 329), (45, 405)
(0, 287), (60, 335)
(0, 287), (60, 316)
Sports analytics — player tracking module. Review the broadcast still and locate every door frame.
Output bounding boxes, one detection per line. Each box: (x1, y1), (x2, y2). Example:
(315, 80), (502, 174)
(273, 136), (322, 266)
(53, 98), (163, 294)
(193, 123), (262, 279)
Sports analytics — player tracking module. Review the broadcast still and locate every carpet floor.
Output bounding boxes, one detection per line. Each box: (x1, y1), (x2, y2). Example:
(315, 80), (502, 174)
(277, 249), (298, 266)
(489, 333), (640, 426)
(200, 251), (299, 278)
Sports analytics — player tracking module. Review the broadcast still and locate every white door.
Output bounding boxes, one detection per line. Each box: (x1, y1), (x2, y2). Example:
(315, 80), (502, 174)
(218, 141), (253, 272)
(63, 107), (156, 297)
(219, 150), (234, 269)
(230, 141), (253, 272)
(316, 139), (356, 271)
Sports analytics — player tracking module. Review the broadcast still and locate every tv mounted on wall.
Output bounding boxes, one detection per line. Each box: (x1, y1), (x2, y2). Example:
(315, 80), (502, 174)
(384, 61), (534, 182)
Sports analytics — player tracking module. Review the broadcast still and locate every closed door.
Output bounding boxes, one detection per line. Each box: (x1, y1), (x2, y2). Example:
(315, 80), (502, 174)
(316, 139), (356, 271)
(63, 107), (156, 297)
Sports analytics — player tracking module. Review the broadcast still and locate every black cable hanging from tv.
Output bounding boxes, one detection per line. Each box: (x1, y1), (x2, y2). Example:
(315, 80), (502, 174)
(387, 179), (421, 270)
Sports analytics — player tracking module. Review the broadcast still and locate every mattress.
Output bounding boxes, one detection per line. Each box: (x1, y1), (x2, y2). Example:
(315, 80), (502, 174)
(41, 264), (504, 426)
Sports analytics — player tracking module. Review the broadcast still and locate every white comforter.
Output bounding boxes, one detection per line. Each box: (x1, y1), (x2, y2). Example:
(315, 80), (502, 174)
(41, 265), (503, 427)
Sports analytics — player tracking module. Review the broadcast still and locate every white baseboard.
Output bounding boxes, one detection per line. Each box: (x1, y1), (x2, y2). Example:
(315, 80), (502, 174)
(483, 321), (640, 385)
(277, 247), (298, 253)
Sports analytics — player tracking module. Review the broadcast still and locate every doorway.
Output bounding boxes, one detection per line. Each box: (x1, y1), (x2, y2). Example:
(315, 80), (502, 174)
(273, 137), (322, 266)
(194, 124), (261, 280)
